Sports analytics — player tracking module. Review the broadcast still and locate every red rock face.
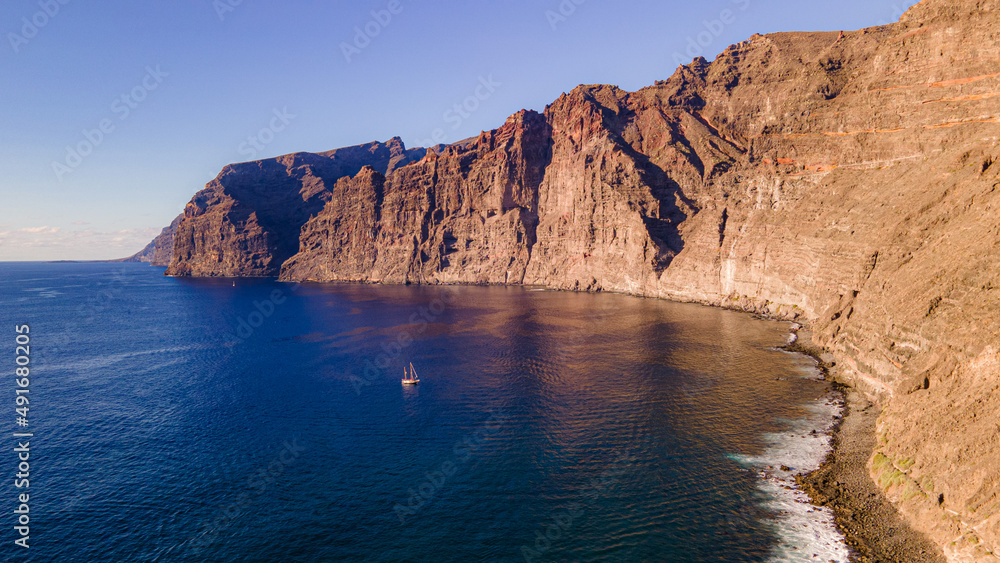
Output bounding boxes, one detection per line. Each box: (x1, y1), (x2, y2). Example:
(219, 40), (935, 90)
(156, 0), (1000, 557)
(281, 110), (552, 284)
(164, 138), (422, 277)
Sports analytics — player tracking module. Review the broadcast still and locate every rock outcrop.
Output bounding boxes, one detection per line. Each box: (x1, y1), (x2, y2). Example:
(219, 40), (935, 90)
(280, 110), (552, 284)
(153, 0), (999, 558)
(122, 214), (181, 266)
(164, 138), (423, 277)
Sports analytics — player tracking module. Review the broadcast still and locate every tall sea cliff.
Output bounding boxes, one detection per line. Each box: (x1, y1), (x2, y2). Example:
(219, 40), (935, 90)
(132, 0), (1000, 558)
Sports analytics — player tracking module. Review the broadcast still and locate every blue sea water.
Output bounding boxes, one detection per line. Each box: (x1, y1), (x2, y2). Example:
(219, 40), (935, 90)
(0, 262), (845, 562)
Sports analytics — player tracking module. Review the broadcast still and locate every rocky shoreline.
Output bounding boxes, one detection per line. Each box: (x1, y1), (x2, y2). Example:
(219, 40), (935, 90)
(798, 390), (945, 563)
(786, 330), (945, 562)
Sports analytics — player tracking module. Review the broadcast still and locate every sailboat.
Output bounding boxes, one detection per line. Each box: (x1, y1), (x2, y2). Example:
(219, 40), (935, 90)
(402, 362), (420, 385)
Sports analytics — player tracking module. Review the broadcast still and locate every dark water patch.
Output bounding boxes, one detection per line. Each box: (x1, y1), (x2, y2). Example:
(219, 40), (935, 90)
(0, 263), (843, 562)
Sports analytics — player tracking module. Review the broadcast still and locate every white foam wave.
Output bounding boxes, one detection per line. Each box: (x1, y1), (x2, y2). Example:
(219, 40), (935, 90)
(732, 376), (849, 562)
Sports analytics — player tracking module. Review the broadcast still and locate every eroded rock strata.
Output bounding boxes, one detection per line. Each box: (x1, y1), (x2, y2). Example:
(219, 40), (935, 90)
(162, 138), (423, 276)
(151, 0), (999, 559)
(123, 213), (181, 266)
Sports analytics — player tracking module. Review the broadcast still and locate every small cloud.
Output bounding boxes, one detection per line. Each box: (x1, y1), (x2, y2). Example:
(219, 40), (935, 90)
(72, 221), (90, 226)
(18, 226), (61, 234)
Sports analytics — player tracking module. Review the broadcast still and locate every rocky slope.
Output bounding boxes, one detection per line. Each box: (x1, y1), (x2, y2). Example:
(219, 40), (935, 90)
(154, 0), (999, 558)
(280, 110), (553, 284)
(162, 138), (423, 276)
(122, 213), (181, 265)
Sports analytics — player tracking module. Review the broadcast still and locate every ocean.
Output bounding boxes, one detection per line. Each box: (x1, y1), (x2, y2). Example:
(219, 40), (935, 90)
(0, 262), (847, 562)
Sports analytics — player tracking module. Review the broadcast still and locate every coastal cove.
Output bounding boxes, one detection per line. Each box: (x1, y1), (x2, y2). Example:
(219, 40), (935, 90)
(4, 0), (998, 560)
(132, 1), (1000, 558)
(4, 261), (853, 562)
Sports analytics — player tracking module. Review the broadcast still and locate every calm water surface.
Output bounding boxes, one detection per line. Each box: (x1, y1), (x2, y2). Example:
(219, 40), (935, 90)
(0, 262), (841, 562)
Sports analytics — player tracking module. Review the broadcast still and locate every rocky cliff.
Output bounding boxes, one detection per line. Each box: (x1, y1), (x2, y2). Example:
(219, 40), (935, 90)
(155, 0), (999, 558)
(280, 110), (553, 284)
(163, 138), (423, 276)
(122, 213), (181, 266)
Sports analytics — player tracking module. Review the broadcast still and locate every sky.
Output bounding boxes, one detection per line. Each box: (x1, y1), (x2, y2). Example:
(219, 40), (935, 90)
(0, 0), (919, 261)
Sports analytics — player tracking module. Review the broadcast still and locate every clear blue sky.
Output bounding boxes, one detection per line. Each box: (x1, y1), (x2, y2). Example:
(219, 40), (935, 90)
(0, 0), (918, 260)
